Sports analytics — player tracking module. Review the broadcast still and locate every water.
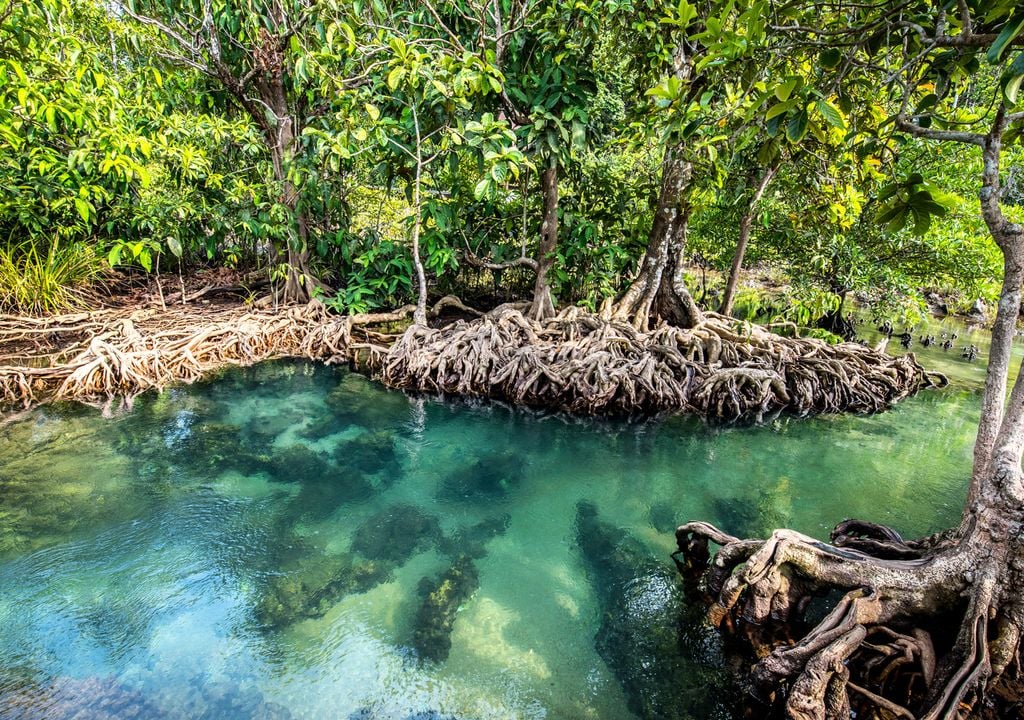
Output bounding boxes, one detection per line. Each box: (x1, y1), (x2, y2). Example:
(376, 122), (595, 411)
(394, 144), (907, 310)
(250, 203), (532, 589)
(0, 314), (1007, 720)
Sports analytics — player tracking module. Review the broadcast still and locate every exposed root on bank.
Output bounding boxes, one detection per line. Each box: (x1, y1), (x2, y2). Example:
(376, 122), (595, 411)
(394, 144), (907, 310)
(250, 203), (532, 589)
(377, 305), (945, 420)
(673, 514), (1023, 720)
(0, 302), (359, 409)
(2, 300), (946, 423)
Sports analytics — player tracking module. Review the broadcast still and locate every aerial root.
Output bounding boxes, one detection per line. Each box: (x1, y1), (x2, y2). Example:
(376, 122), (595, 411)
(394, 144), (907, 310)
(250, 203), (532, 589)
(2, 300), (934, 421)
(378, 307), (934, 420)
(674, 518), (1024, 720)
(0, 301), (357, 408)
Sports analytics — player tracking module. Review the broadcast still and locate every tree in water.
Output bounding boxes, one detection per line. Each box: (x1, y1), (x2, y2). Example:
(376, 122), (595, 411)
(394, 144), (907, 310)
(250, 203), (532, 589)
(676, 4), (1024, 717)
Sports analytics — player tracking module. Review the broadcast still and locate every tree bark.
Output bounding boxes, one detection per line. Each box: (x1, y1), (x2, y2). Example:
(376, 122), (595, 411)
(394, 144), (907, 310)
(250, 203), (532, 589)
(970, 110), (1023, 492)
(260, 76), (313, 304)
(410, 105), (428, 326)
(527, 164), (559, 321)
(611, 142), (702, 329)
(719, 162), (780, 316)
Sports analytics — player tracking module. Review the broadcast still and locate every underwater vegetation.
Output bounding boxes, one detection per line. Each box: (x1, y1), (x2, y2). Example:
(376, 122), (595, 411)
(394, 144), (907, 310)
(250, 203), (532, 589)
(325, 372), (413, 429)
(647, 501), (679, 534)
(410, 555), (481, 663)
(710, 477), (792, 540)
(257, 506), (510, 635)
(350, 504), (443, 563)
(438, 450), (524, 502)
(575, 502), (739, 720)
(254, 542), (390, 627)
(333, 430), (401, 479)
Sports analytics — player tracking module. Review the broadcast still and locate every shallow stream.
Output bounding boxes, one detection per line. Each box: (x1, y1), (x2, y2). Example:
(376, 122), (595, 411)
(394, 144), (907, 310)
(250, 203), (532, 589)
(0, 313), (1014, 719)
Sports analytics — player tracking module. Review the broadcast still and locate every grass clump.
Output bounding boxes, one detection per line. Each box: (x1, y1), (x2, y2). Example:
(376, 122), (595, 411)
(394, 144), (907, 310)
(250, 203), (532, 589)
(0, 241), (106, 315)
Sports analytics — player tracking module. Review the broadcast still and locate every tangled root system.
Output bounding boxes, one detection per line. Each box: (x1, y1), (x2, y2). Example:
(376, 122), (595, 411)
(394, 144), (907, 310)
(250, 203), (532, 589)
(378, 306), (944, 420)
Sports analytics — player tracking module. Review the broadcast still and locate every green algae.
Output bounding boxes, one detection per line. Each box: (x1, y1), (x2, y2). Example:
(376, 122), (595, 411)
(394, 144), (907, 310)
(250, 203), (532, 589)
(574, 501), (739, 720)
(410, 555), (481, 663)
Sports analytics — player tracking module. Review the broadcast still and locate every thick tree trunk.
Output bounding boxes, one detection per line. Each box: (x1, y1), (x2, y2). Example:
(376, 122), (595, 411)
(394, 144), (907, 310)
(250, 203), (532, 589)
(719, 162), (780, 317)
(970, 120), (1024, 491)
(527, 164), (559, 321)
(611, 143), (702, 330)
(528, 164), (561, 321)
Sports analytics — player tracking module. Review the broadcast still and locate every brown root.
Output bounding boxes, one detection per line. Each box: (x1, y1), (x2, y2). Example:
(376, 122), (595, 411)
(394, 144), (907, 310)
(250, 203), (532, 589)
(377, 307), (937, 420)
(675, 516), (1023, 720)
(0, 300), (364, 409)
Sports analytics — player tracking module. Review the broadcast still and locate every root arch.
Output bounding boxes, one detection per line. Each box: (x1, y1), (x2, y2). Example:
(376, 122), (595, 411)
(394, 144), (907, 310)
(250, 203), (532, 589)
(675, 514), (1023, 720)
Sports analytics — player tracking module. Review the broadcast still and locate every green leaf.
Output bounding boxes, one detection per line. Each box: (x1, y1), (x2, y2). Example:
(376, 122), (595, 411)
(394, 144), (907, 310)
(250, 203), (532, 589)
(167, 236), (183, 258)
(786, 108), (808, 143)
(915, 93), (938, 114)
(775, 78), (798, 102)
(1002, 53), (1024, 105)
(766, 99), (796, 120)
(815, 99), (846, 129)
(819, 48), (842, 69)
(473, 177), (490, 200)
(74, 198), (90, 222)
(571, 120), (586, 148)
(108, 245), (122, 267)
(988, 13), (1024, 64)
(387, 67), (404, 90)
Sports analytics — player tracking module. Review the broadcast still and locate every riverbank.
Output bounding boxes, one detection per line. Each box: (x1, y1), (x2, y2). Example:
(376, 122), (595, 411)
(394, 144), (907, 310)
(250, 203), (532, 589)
(1, 291), (943, 422)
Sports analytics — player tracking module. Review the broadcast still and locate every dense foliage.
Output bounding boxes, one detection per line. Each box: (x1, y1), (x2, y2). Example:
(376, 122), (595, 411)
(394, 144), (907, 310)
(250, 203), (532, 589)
(1, 0), (1020, 320)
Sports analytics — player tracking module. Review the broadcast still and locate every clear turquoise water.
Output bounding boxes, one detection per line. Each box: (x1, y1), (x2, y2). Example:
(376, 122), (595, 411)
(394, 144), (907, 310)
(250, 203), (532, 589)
(0, 315), (1004, 720)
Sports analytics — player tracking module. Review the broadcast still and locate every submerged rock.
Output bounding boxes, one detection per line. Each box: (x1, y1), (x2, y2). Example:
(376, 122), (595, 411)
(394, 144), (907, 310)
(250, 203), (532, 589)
(574, 502), (739, 720)
(169, 421), (264, 475)
(350, 504), (443, 564)
(439, 451), (524, 502)
(263, 444), (334, 484)
(647, 501), (679, 534)
(410, 555), (480, 662)
(711, 478), (790, 540)
(264, 445), (374, 521)
(437, 514), (511, 559)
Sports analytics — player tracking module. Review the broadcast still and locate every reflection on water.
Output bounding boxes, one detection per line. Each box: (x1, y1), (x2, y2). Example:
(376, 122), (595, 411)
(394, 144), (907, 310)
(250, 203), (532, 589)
(0, 318), (996, 718)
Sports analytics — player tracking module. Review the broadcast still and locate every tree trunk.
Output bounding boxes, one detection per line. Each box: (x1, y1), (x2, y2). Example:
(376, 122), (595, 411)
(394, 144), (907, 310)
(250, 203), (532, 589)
(528, 164), (558, 321)
(719, 162), (780, 317)
(261, 77), (313, 304)
(611, 142), (702, 329)
(410, 106), (428, 326)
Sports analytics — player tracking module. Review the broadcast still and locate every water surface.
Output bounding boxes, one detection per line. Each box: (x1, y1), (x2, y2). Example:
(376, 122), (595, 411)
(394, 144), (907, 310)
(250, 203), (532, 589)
(0, 315), (1005, 719)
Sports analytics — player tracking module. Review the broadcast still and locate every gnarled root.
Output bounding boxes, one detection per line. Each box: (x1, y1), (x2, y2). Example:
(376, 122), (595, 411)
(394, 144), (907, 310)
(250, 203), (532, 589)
(0, 300), (395, 409)
(377, 307), (939, 420)
(674, 519), (1023, 720)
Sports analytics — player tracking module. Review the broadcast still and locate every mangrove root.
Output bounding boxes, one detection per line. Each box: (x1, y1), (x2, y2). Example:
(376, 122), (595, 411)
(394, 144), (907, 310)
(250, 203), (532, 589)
(378, 306), (941, 421)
